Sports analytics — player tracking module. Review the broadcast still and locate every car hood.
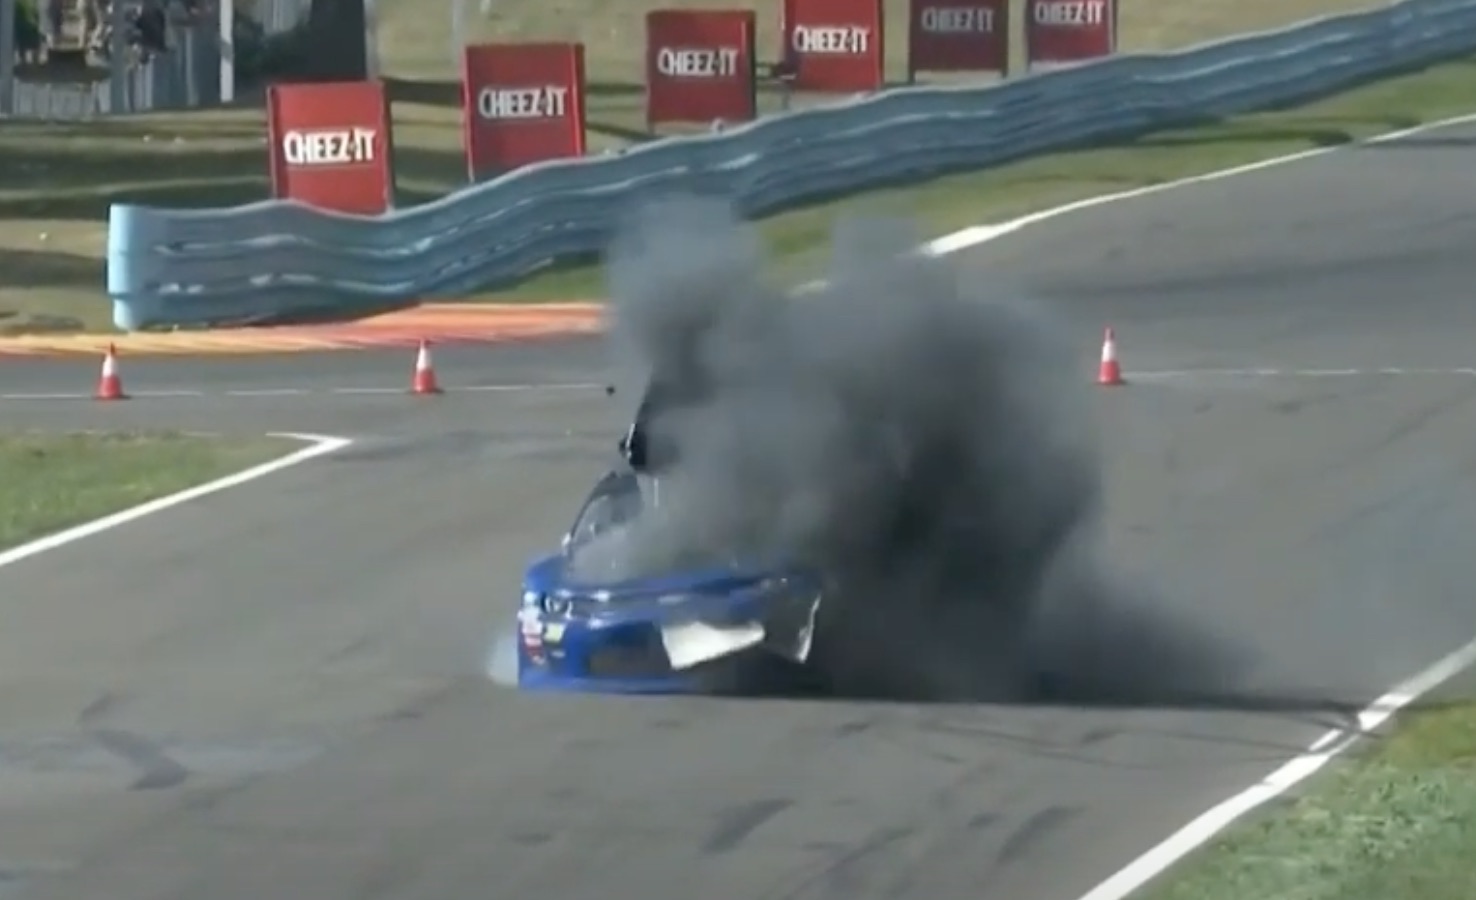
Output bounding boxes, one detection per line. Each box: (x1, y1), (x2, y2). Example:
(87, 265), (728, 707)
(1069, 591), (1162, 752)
(522, 552), (780, 599)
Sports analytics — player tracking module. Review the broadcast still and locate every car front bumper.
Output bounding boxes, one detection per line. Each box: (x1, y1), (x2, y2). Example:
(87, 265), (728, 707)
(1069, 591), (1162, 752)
(506, 583), (820, 695)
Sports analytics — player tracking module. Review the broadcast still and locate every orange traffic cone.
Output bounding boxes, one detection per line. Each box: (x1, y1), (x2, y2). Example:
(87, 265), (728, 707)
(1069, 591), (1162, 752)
(96, 343), (127, 400)
(411, 340), (442, 395)
(1097, 328), (1124, 387)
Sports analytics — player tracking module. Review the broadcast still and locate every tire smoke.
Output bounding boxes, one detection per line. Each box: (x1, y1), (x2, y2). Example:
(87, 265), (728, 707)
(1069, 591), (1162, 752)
(579, 196), (1244, 702)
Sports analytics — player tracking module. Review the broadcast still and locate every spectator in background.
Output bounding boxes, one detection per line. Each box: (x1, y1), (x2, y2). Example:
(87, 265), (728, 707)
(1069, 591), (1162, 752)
(80, 0), (171, 65)
(86, 0), (106, 54)
(13, 0), (44, 63)
(132, 0), (169, 59)
(45, 0), (62, 49)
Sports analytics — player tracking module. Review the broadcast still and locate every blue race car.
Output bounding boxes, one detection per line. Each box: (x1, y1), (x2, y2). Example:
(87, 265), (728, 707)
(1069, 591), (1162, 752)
(513, 467), (829, 694)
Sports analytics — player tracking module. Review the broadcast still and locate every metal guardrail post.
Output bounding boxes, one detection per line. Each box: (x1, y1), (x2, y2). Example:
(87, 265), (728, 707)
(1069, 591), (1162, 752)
(366, 0), (380, 77)
(219, 0), (233, 102)
(109, 0), (126, 113)
(0, 0), (15, 115)
(182, 24), (197, 107)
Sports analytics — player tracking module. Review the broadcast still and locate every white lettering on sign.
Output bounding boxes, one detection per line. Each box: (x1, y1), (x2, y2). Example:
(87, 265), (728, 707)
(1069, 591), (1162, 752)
(920, 7), (997, 33)
(1032, 0), (1107, 26)
(477, 86), (570, 120)
(656, 47), (741, 78)
(281, 128), (377, 166)
(791, 25), (871, 55)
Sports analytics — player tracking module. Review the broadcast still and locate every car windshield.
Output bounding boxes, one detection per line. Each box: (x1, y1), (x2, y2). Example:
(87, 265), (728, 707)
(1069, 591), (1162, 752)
(563, 472), (762, 583)
(566, 475), (644, 549)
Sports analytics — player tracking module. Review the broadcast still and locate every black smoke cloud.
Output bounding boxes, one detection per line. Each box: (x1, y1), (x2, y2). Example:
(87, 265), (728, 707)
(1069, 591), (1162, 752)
(578, 195), (1246, 703)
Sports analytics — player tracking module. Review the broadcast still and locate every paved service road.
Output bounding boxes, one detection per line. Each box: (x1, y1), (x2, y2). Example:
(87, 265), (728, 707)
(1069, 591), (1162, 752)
(8, 122), (1476, 900)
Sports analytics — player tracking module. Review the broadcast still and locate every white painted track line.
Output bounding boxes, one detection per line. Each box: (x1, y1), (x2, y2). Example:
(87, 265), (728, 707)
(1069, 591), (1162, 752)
(918, 110), (1476, 900)
(1075, 636), (1476, 900)
(9, 370), (1476, 402)
(0, 382), (607, 401)
(7, 97), (1476, 900)
(0, 433), (353, 571)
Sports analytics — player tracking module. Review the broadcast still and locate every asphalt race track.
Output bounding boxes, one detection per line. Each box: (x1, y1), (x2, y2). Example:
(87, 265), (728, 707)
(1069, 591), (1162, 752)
(5, 121), (1476, 900)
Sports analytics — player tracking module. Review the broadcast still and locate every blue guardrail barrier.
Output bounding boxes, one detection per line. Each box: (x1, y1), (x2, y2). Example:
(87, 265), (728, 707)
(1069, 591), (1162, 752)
(107, 0), (1476, 331)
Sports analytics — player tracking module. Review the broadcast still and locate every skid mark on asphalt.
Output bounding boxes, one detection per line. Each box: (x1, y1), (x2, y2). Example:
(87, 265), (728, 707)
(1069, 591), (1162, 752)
(0, 733), (326, 787)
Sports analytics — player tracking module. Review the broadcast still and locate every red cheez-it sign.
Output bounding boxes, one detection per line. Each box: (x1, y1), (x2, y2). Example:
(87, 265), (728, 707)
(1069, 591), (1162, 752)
(1025, 0), (1116, 66)
(781, 0), (883, 93)
(266, 80), (395, 215)
(645, 9), (757, 127)
(907, 0), (1008, 77)
(461, 42), (588, 180)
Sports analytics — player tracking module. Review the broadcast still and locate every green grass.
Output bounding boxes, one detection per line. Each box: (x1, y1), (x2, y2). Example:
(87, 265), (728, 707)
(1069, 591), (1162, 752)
(473, 56), (1476, 304)
(1137, 702), (1476, 900)
(0, 0), (1414, 334)
(0, 431), (295, 551)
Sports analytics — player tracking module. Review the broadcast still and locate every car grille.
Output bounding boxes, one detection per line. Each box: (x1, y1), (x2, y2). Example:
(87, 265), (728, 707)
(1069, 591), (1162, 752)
(587, 630), (671, 678)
